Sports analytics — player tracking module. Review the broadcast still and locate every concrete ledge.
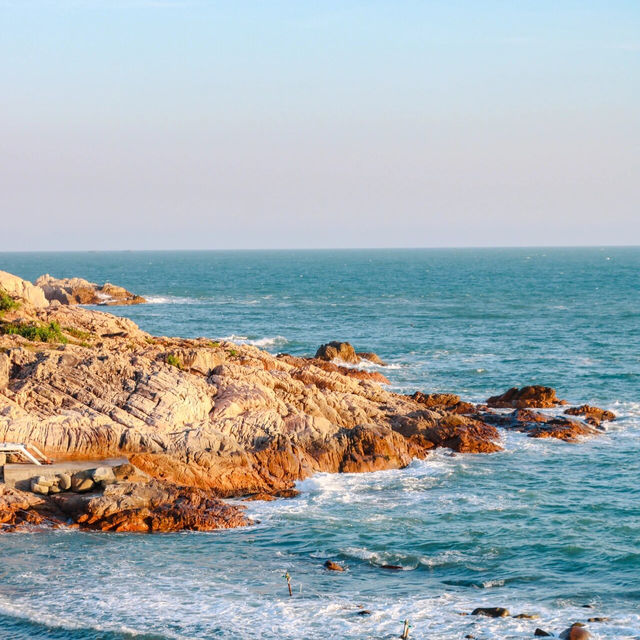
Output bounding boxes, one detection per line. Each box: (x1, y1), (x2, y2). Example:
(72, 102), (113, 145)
(2, 458), (128, 490)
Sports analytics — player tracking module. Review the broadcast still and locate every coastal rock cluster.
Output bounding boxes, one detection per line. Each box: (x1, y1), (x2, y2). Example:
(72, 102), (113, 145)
(0, 271), (615, 533)
(35, 274), (146, 306)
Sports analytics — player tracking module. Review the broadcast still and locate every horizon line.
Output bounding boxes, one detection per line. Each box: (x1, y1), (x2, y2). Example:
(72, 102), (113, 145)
(0, 244), (638, 254)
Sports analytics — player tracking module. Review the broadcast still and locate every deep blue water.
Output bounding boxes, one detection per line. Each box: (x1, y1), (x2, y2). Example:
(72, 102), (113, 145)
(0, 248), (638, 639)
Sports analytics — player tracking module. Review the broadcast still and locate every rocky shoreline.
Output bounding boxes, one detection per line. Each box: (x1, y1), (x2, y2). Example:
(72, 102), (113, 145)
(0, 271), (615, 534)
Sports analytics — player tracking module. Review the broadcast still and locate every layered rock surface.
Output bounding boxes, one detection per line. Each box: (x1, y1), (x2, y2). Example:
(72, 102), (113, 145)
(35, 274), (145, 306)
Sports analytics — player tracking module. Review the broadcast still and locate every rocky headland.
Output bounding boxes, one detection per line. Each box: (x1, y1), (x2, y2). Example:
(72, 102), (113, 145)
(0, 272), (615, 533)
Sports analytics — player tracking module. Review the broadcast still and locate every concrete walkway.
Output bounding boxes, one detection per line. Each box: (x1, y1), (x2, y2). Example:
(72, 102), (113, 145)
(2, 458), (128, 490)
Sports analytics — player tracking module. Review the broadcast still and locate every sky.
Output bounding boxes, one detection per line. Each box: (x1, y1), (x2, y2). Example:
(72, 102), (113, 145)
(1, 1), (638, 251)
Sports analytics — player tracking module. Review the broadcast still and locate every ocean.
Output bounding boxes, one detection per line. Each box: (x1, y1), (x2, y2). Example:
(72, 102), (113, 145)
(0, 248), (638, 639)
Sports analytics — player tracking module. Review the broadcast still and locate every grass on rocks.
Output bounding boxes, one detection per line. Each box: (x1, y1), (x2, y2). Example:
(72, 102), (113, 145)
(1, 320), (68, 344)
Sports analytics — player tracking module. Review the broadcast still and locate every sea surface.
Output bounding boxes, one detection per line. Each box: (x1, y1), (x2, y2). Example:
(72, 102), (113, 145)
(0, 248), (638, 640)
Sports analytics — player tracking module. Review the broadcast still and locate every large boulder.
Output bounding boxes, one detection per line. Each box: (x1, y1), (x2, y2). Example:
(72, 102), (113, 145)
(0, 270), (48, 308)
(315, 341), (359, 364)
(35, 274), (145, 306)
(486, 386), (566, 409)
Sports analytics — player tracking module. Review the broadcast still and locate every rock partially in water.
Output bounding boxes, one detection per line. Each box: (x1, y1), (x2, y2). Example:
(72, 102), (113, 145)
(35, 274), (145, 306)
(534, 630), (552, 637)
(324, 560), (345, 571)
(560, 623), (591, 639)
(315, 341), (360, 364)
(471, 607), (510, 618)
(486, 386), (566, 409)
(356, 351), (385, 365)
(411, 391), (461, 409)
(564, 404), (616, 426)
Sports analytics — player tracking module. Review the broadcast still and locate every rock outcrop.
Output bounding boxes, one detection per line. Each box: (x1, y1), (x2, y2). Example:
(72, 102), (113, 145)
(0, 271), (612, 533)
(486, 386), (567, 409)
(315, 341), (360, 364)
(0, 271), (49, 308)
(35, 274), (145, 306)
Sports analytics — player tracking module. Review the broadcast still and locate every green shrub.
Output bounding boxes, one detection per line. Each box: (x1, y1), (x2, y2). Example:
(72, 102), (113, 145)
(1, 321), (68, 344)
(0, 290), (19, 315)
(227, 348), (238, 357)
(166, 354), (182, 369)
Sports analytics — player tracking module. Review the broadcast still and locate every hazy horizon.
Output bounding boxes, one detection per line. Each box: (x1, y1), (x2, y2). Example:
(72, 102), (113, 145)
(1, 1), (638, 251)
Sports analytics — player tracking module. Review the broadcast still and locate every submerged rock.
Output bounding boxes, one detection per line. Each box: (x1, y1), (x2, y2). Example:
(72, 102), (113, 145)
(560, 623), (591, 639)
(324, 560), (345, 572)
(471, 607), (510, 618)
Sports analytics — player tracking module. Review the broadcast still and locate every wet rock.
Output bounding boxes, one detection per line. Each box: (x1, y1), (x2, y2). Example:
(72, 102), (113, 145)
(356, 609), (371, 616)
(380, 564), (403, 570)
(564, 405), (615, 425)
(486, 386), (566, 409)
(587, 617), (608, 622)
(356, 352), (385, 365)
(314, 341), (359, 364)
(471, 607), (510, 618)
(534, 630), (552, 637)
(58, 480), (251, 532)
(324, 560), (345, 572)
(514, 613), (540, 619)
(529, 418), (597, 442)
(560, 623), (590, 639)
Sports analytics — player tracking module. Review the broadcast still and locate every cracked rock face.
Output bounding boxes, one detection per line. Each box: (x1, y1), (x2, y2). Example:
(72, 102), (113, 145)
(0, 300), (504, 499)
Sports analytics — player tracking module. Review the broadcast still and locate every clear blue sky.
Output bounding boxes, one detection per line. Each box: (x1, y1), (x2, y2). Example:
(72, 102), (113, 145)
(1, 1), (638, 250)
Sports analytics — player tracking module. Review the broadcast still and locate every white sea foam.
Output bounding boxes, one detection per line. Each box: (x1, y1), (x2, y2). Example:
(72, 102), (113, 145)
(145, 295), (199, 304)
(219, 334), (289, 348)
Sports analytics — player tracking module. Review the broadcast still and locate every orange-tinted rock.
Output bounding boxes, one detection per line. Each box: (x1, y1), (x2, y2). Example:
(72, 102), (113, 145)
(35, 274), (145, 306)
(529, 418), (597, 442)
(564, 405), (615, 425)
(411, 392), (461, 409)
(356, 352), (385, 365)
(560, 623), (591, 640)
(314, 341), (359, 364)
(53, 480), (250, 532)
(486, 386), (566, 409)
(324, 560), (345, 571)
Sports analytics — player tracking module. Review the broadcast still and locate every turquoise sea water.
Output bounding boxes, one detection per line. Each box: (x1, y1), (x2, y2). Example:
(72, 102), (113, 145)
(0, 248), (638, 639)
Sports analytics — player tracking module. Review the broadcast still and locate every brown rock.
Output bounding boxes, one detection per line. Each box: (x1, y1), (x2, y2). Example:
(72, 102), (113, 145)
(486, 386), (566, 409)
(411, 392), (461, 409)
(471, 607), (510, 618)
(560, 623), (591, 639)
(54, 480), (250, 532)
(356, 352), (385, 365)
(564, 405), (615, 425)
(35, 274), (145, 306)
(314, 341), (359, 364)
(529, 418), (597, 442)
(324, 560), (345, 571)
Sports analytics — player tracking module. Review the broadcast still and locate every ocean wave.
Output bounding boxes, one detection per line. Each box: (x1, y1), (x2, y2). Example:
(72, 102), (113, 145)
(145, 295), (199, 305)
(219, 334), (289, 348)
